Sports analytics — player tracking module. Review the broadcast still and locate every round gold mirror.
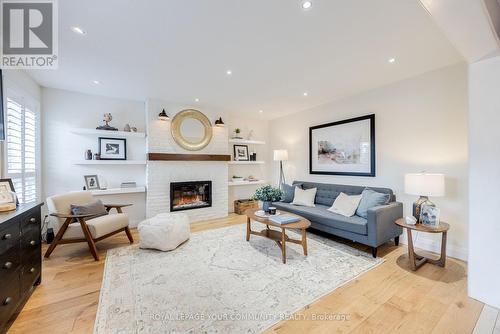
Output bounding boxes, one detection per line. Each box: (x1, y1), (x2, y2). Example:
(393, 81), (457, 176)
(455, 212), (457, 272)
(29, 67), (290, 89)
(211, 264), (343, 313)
(171, 109), (213, 151)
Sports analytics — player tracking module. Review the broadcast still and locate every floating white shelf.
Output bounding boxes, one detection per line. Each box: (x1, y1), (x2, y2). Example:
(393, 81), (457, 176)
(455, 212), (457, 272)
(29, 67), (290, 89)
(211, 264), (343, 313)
(228, 161), (265, 165)
(229, 139), (266, 145)
(91, 186), (146, 196)
(73, 160), (147, 165)
(71, 128), (146, 138)
(228, 180), (267, 187)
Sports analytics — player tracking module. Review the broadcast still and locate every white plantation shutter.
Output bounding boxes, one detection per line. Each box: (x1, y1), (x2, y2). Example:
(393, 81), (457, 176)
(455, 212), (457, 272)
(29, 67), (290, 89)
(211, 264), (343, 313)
(4, 92), (40, 204)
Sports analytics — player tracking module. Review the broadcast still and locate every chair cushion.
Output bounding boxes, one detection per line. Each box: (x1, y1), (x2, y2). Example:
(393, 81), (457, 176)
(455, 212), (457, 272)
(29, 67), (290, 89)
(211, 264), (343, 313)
(273, 202), (368, 235)
(138, 213), (190, 251)
(356, 188), (390, 218)
(291, 187), (317, 207)
(70, 199), (108, 218)
(62, 213), (129, 240)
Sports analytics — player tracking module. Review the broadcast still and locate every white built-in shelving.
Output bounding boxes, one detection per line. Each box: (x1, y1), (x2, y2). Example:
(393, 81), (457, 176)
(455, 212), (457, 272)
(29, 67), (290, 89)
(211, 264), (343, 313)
(71, 128), (146, 138)
(72, 160), (147, 165)
(228, 139), (266, 145)
(228, 180), (268, 187)
(91, 186), (146, 196)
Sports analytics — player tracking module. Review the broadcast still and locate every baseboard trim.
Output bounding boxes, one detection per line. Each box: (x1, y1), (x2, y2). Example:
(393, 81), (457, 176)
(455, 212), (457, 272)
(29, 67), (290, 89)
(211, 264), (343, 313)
(399, 234), (468, 262)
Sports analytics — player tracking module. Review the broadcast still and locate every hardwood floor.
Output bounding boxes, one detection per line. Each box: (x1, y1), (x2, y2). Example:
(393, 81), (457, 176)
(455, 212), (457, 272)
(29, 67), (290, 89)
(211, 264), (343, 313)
(8, 214), (483, 333)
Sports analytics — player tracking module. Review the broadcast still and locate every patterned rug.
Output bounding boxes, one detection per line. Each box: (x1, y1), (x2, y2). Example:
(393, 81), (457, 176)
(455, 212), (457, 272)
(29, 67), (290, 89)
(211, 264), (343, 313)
(94, 224), (383, 333)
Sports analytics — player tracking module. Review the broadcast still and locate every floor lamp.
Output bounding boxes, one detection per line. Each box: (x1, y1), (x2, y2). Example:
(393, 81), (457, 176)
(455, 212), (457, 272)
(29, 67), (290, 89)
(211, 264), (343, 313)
(273, 149), (288, 190)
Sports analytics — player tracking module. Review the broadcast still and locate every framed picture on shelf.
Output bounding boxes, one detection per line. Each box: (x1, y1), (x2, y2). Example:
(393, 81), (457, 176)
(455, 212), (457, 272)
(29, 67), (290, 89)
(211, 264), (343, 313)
(0, 178), (18, 204)
(309, 114), (375, 177)
(84, 175), (100, 190)
(233, 144), (249, 161)
(99, 137), (127, 160)
(420, 205), (440, 228)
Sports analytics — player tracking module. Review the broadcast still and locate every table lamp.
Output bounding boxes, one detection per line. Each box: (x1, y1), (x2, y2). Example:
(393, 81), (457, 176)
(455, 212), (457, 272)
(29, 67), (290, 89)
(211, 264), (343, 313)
(404, 173), (445, 223)
(273, 149), (288, 190)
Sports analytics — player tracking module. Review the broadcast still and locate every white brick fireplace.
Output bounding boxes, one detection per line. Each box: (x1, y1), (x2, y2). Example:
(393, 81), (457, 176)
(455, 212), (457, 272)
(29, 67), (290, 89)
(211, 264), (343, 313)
(145, 99), (229, 222)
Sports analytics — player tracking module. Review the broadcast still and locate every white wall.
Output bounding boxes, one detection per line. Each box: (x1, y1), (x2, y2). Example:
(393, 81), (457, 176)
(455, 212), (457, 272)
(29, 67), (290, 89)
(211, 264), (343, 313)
(268, 64), (469, 260)
(42, 88), (146, 226)
(468, 55), (500, 308)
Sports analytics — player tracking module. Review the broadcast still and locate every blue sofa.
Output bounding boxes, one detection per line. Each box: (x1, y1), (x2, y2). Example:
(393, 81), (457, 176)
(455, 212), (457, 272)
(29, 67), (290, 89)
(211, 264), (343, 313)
(272, 181), (403, 257)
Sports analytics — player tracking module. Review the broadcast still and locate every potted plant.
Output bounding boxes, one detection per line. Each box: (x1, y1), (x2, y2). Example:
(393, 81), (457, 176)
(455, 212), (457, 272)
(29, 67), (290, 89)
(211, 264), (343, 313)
(253, 185), (283, 213)
(233, 128), (242, 139)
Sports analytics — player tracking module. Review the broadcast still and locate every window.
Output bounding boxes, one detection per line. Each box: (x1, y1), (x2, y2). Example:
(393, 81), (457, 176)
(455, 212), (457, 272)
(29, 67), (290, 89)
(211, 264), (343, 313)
(4, 92), (40, 204)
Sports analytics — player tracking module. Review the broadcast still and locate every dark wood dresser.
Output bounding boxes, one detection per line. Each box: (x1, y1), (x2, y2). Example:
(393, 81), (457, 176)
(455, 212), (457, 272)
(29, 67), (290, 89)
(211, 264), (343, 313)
(0, 202), (43, 333)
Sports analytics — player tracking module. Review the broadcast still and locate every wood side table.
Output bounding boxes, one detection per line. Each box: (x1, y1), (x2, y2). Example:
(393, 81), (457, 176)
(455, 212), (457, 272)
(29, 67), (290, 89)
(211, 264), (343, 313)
(395, 218), (450, 271)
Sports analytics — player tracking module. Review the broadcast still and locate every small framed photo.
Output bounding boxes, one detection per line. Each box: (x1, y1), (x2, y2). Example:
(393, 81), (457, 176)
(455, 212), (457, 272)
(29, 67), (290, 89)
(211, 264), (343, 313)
(0, 178), (18, 205)
(233, 145), (249, 161)
(99, 137), (127, 160)
(84, 175), (100, 190)
(420, 205), (440, 228)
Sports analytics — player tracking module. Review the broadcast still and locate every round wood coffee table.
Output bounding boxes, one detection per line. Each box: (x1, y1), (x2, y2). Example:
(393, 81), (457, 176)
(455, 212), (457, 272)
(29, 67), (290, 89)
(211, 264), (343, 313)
(395, 218), (450, 271)
(245, 208), (311, 264)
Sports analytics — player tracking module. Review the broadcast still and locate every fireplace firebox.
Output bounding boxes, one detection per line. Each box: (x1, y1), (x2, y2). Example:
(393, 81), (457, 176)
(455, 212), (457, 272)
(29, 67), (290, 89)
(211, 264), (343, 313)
(170, 181), (212, 212)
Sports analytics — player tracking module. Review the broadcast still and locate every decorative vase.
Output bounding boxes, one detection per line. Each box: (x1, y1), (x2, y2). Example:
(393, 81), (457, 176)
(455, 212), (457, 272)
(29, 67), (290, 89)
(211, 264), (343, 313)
(85, 149), (93, 160)
(262, 201), (271, 213)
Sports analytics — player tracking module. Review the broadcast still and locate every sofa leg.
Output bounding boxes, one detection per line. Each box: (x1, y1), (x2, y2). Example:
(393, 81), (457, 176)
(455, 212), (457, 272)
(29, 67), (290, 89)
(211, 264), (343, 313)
(395, 236), (400, 246)
(371, 247), (377, 258)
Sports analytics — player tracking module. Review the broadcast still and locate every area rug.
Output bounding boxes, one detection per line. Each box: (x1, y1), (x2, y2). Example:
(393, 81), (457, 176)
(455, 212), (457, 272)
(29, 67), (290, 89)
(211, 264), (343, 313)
(94, 224), (384, 333)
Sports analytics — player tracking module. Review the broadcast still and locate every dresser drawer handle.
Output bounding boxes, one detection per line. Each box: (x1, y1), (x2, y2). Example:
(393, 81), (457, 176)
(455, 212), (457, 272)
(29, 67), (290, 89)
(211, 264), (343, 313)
(3, 262), (13, 269)
(29, 267), (35, 273)
(30, 240), (36, 246)
(3, 233), (12, 240)
(30, 217), (36, 223)
(3, 297), (13, 305)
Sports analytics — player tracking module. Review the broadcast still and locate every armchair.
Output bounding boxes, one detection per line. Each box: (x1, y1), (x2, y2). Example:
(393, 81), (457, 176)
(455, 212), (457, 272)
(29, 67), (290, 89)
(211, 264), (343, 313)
(44, 191), (134, 261)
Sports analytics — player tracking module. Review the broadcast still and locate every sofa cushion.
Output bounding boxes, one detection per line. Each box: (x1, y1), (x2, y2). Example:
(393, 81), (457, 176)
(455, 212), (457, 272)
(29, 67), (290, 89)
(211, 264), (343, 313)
(291, 187), (316, 207)
(281, 183), (302, 203)
(273, 202), (368, 235)
(356, 188), (390, 218)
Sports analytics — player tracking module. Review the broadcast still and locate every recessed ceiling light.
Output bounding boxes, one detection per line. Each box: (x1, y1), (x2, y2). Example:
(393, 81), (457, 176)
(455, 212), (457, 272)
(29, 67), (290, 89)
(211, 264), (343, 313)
(93, 80), (101, 85)
(302, 1), (312, 10)
(195, 98), (200, 102)
(259, 110), (263, 113)
(388, 58), (396, 63)
(303, 92), (309, 97)
(71, 26), (86, 35)
(226, 70), (232, 75)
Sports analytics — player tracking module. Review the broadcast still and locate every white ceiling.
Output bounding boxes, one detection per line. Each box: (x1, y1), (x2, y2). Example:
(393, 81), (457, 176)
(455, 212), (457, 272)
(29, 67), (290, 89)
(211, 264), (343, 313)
(27, 0), (463, 119)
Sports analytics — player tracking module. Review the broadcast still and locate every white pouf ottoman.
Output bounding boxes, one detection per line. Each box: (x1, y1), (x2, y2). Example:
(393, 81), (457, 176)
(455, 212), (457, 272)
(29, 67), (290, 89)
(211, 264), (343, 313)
(138, 213), (190, 251)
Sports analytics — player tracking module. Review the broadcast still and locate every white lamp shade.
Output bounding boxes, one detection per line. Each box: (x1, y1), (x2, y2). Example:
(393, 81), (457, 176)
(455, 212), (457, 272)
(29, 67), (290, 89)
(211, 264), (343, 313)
(273, 149), (288, 161)
(404, 173), (445, 197)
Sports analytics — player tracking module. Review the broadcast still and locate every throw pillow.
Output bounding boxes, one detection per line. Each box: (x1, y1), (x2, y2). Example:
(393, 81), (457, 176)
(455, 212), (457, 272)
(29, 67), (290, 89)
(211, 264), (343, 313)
(328, 192), (363, 217)
(71, 199), (108, 218)
(281, 183), (303, 203)
(355, 188), (391, 218)
(291, 187), (317, 207)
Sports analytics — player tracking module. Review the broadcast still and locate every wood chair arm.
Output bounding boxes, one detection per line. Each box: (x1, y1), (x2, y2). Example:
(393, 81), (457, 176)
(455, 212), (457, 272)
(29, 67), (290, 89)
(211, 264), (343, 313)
(50, 212), (95, 219)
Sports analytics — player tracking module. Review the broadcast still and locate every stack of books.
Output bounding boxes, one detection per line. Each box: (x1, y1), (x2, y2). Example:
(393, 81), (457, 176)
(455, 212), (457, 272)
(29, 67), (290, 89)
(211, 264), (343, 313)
(269, 214), (300, 225)
(120, 181), (137, 188)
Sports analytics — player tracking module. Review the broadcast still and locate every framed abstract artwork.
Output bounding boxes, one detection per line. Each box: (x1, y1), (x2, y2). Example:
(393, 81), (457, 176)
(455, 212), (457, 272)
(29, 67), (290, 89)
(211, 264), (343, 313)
(309, 114), (375, 177)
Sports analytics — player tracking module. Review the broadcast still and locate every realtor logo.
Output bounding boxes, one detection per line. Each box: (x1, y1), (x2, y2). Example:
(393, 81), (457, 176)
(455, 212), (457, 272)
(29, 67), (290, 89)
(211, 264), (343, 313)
(1, 0), (58, 68)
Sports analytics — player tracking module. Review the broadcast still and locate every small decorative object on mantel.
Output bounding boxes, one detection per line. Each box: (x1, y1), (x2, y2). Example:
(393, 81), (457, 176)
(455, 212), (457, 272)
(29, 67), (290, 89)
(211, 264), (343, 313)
(121, 181), (137, 188)
(124, 123), (131, 132)
(84, 175), (100, 190)
(247, 129), (254, 140)
(94, 153), (101, 160)
(0, 178), (18, 205)
(99, 137), (127, 160)
(214, 117), (225, 127)
(233, 145), (249, 161)
(232, 128), (243, 139)
(96, 113), (118, 131)
(250, 152), (257, 161)
(131, 127), (137, 132)
(253, 185), (283, 213)
(85, 149), (93, 160)
(158, 109), (170, 121)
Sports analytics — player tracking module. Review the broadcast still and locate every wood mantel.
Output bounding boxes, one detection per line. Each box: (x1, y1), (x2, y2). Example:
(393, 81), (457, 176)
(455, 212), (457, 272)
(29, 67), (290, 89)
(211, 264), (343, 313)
(148, 153), (231, 161)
